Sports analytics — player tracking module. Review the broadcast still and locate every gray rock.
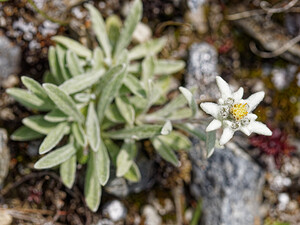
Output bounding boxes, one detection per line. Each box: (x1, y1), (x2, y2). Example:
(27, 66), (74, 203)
(185, 42), (219, 100)
(105, 177), (129, 198)
(105, 155), (155, 197)
(0, 129), (10, 187)
(190, 142), (265, 225)
(142, 205), (162, 225)
(187, 0), (207, 11)
(128, 155), (155, 194)
(103, 200), (127, 222)
(95, 219), (114, 225)
(0, 35), (21, 79)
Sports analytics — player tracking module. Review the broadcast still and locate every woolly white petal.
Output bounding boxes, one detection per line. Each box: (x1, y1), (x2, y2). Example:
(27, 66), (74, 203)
(245, 91), (265, 112)
(220, 127), (235, 145)
(200, 102), (219, 118)
(240, 126), (251, 136)
(247, 113), (258, 120)
(250, 121), (272, 136)
(216, 76), (232, 99)
(233, 87), (244, 101)
(206, 119), (222, 132)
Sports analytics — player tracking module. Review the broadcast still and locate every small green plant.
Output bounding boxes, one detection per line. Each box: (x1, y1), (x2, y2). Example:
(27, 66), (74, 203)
(6, 0), (272, 212)
(6, 0), (196, 211)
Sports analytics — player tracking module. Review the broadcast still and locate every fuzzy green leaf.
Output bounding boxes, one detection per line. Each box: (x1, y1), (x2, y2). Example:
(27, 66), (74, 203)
(48, 46), (63, 84)
(128, 62), (140, 74)
(115, 96), (135, 125)
(22, 115), (58, 135)
(52, 36), (92, 58)
(97, 64), (127, 123)
(114, 0), (142, 56)
(86, 102), (100, 152)
(21, 76), (49, 100)
(92, 47), (104, 71)
(141, 56), (155, 88)
(106, 125), (162, 140)
(43, 83), (84, 123)
(39, 122), (68, 154)
(66, 50), (84, 76)
(116, 140), (136, 177)
(56, 45), (72, 80)
(154, 59), (185, 75)
(124, 162), (141, 182)
(11, 126), (44, 141)
(60, 154), (76, 188)
(72, 122), (87, 147)
(85, 154), (102, 212)
(151, 137), (179, 166)
(123, 73), (146, 98)
(74, 93), (91, 103)
(179, 87), (198, 117)
(43, 71), (57, 84)
(106, 15), (121, 50)
(34, 143), (76, 169)
(85, 4), (111, 59)
(206, 130), (216, 158)
(128, 37), (167, 60)
(168, 108), (193, 120)
(59, 68), (105, 95)
(150, 94), (187, 117)
(105, 103), (125, 123)
(44, 109), (68, 122)
(161, 120), (172, 135)
(157, 131), (192, 151)
(95, 140), (110, 185)
(6, 88), (53, 111)
(175, 124), (206, 141)
(104, 139), (119, 165)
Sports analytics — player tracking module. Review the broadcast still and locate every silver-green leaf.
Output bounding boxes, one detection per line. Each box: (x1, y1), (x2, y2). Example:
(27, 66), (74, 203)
(106, 125), (162, 140)
(6, 88), (53, 111)
(22, 115), (58, 135)
(97, 64), (127, 123)
(52, 36), (92, 58)
(11, 126), (44, 141)
(66, 50), (84, 76)
(154, 59), (185, 75)
(151, 137), (180, 166)
(175, 123), (206, 141)
(179, 87), (198, 117)
(44, 109), (68, 122)
(123, 73), (146, 98)
(60, 154), (76, 188)
(34, 143), (76, 169)
(86, 102), (100, 152)
(116, 140), (136, 177)
(124, 162), (141, 182)
(43, 83), (84, 123)
(39, 122), (68, 154)
(115, 96), (135, 125)
(85, 154), (102, 212)
(95, 140), (110, 185)
(206, 130), (216, 158)
(60, 69), (105, 95)
(161, 120), (172, 135)
(128, 37), (167, 60)
(21, 76), (49, 100)
(85, 4), (111, 59)
(114, 0), (142, 56)
(71, 122), (87, 147)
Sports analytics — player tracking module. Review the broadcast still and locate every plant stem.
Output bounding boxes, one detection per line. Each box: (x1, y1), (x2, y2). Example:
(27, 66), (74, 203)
(27, 0), (69, 26)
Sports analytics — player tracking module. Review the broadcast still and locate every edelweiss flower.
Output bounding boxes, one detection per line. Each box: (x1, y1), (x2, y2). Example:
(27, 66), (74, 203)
(200, 76), (272, 145)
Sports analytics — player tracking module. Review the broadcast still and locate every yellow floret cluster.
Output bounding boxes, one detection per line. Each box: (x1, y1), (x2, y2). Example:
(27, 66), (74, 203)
(230, 103), (248, 121)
